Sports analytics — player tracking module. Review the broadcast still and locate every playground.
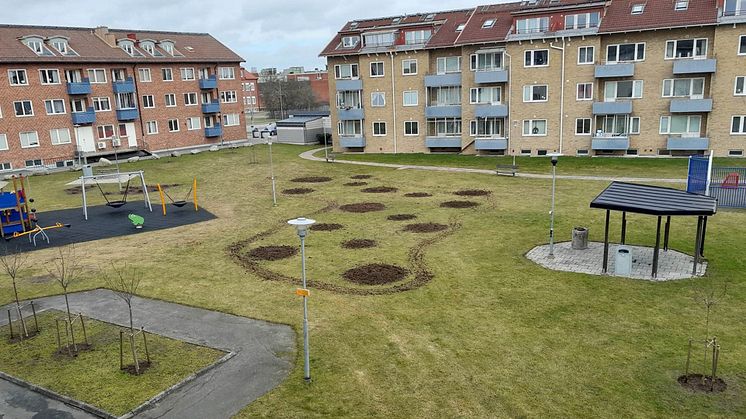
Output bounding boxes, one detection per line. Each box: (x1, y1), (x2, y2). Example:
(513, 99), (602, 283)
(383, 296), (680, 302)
(0, 145), (744, 418)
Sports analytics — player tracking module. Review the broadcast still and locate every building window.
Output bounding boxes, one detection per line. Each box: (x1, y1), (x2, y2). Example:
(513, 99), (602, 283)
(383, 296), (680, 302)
(220, 91), (237, 103)
(470, 118), (504, 137)
(564, 12), (600, 30)
(117, 93), (136, 109)
(141, 95), (155, 108)
(523, 119), (547, 136)
(87, 68), (107, 83)
(606, 43), (645, 63)
(25, 159), (43, 167)
(44, 99), (66, 115)
(334, 64), (359, 80)
(729, 149), (744, 156)
(436, 56), (461, 74)
(92, 97), (111, 112)
(524, 50), (549, 67)
(8, 69), (28, 86)
(223, 113), (240, 126)
(736, 77), (746, 95)
(631, 4), (645, 14)
(0, 134), (7, 150)
(187, 117), (201, 130)
(630, 117), (641, 134)
(404, 30), (431, 45)
(577, 149), (589, 156)
(96, 125), (114, 140)
(578, 46), (594, 64)
(341, 36), (359, 48)
(370, 62), (384, 78)
(665, 39), (707, 59)
(740, 36), (746, 55)
(402, 59), (417, 75)
(471, 52), (503, 71)
(178, 92), (195, 106)
(14, 100), (33, 117)
(429, 86), (461, 106)
(165, 94), (176, 107)
(70, 99), (85, 113)
(470, 87), (501, 104)
(523, 85), (548, 102)
(482, 19), (496, 29)
(24, 39), (49, 55)
(219, 67), (235, 80)
(146, 121), (158, 134)
(660, 115), (701, 134)
(604, 80), (643, 100)
(111, 69), (127, 82)
(50, 128), (71, 145)
(39, 69), (60, 85)
(338, 120), (362, 136)
(426, 118), (462, 136)
(19, 131), (39, 148)
(404, 121), (419, 136)
(364, 32), (395, 47)
(162, 68), (173, 81)
(576, 83), (593, 100)
(371, 92), (385, 107)
(138, 68), (152, 82)
(180, 68), (195, 81)
(336, 90), (362, 109)
(662, 78), (704, 98)
(675, 0), (689, 10)
(576, 118), (592, 135)
(168, 119), (179, 132)
(731, 116), (746, 134)
(372, 122), (387, 136)
(516, 17), (548, 34)
(403, 91), (418, 106)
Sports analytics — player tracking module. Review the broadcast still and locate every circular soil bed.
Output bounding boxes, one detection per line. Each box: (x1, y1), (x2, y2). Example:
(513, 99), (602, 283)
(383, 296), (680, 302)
(404, 192), (432, 198)
(387, 214), (417, 221)
(343, 182), (368, 187)
(341, 239), (377, 249)
(311, 223), (343, 231)
(247, 245), (298, 261)
(361, 186), (398, 193)
(403, 223), (448, 233)
(350, 174), (373, 180)
(454, 189), (491, 197)
(282, 188), (314, 195)
(678, 374), (727, 392)
(339, 202), (386, 213)
(343, 264), (409, 285)
(440, 200), (480, 208)
(290, 176), (332, 183)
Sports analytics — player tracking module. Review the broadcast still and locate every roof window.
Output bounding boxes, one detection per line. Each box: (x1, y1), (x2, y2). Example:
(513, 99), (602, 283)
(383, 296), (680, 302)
(631, 4), (645, 14)
(482, 19), (496, 29)
(675, 0), (688, 10)
(456, 23), (466, 31)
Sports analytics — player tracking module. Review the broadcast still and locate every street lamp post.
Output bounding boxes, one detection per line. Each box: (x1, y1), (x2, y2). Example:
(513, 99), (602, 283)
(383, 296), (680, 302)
(268, 140), (277, 206)
(288, 217), (316, 383)
(549, 155), (559, 257)
(323, 121), (329, 162)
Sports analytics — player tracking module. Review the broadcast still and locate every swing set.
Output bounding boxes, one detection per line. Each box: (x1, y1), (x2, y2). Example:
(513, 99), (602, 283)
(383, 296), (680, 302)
(156, 178), (198, 215)
(68, 171), (153, 220)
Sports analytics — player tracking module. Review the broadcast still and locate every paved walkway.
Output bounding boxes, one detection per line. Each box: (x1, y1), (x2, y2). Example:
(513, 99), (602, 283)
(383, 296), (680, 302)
(299, 148), (687, 184)
(0, 377), (97, 419)
(526, 241), (706, 281)
(0, 289), (295, 419)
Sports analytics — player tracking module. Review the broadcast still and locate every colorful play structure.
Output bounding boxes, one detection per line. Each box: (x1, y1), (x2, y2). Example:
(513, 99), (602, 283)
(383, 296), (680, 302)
(687, 154), (746, 208)
(0, 175), (33, 238)
(157, 177), (198, 215)
(67, 171), (153, 220)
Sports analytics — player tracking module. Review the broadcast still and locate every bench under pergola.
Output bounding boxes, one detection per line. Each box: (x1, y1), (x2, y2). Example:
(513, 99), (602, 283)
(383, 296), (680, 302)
(590, 182), (717, 278)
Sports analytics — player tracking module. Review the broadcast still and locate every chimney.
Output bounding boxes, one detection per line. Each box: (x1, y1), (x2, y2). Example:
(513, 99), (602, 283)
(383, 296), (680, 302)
(93, 26), (117, 47)
(127, 33), (137, 40)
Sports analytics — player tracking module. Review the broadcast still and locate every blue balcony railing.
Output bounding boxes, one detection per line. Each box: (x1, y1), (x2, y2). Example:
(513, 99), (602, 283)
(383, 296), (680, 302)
(67, 78), (91, 95)
(116, 108), (139, 121)
(339, 136), (366, 148)
(112, 77), (135, 94)
(71, 107), (95, 125)
(202, 101), (221, 114)
(205, 124), (223, 137)
(199, 75), (218, 89)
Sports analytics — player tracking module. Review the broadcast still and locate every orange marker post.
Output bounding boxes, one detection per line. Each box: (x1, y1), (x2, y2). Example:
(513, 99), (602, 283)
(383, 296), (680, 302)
(295, 288), (310, 297)
(156, 183), (167, 216)
(192, 177), (198, 211)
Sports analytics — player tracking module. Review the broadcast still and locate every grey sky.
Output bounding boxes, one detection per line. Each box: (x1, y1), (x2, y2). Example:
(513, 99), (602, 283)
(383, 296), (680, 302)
(2, 0), (489, 72)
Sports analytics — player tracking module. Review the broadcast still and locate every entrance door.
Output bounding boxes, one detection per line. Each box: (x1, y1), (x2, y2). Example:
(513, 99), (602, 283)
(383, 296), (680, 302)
(75, 126), (95, 153)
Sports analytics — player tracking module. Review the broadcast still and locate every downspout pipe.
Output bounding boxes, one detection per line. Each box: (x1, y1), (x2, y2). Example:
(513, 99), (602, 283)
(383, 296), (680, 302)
(390, 51), (397, 153)
(550, 38), (566, 154)
(504, 50), (512, 156)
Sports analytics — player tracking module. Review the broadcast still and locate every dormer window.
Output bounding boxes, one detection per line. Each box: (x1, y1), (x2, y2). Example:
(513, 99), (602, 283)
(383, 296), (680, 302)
(424, 14), (435, 21)
(675, 0), (688, 10)
(159, 40), (176, 56)
(456, 23), (466, 31)
(20, 37), (53, 56)
(482, 19), (496, 29)
(364, 32), (395, 47)
(516, 17), (549, 34)
(350, 22), (359, 29)
(404, 30), (432, 45)
(631, 4), (645, 14)
(49, 37), (78, 56)
(118, 39), (140, 56)
(140, 41), (158, 56)
(393, 17), (401, 24)
(341, 36), (360, 48)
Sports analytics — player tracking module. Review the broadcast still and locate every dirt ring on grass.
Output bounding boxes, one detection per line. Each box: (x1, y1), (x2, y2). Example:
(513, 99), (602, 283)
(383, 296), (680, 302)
(343, 181), (368, 187)
(677, 374), (726, 392)
(291, 176), (333, 183)
(343, 264), (409, 285)
(361, 186), (398, 193)
(440, 200), (480, 209)
(403, 223), (449, 233)
(282, 188), (314, 195)
(387, 214), (417, 221)
(454, 189), (492, 197)
(350, 174), (373, 180)
(311, 223), (344, 231)
(341, 239), (377, 249)
(247, 245), (298, 261)
(404, 192), (432, 198)
(339, 202), (386, 213)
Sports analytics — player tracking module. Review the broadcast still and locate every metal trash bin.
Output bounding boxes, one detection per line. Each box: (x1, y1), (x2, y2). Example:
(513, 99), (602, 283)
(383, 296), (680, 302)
(571, 227), (589, 250)
(615, 246), (632, 276)
(82, 164), (93, 177)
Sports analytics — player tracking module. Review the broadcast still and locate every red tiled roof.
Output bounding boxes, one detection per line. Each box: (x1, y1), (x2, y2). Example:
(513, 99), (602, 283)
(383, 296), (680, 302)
(599, 0), (718, 33)
(454, 3), (523, 46)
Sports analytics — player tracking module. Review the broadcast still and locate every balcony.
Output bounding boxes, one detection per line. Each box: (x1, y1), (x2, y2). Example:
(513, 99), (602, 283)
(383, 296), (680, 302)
(475, 138), (508, 150)
(202, 101), (221, 114)
(425, 105), (461, 118)
(199, 75), (217, 89)
(591, 135), (630, 150)
(474, 104), (508, 118)
(67, 78), (91, 95)
(594, 63), (635, 78)
(337, 107), (364, 120)
(672, 59), (717, 75)
(335, 79), (363, 91)
(474, 70), (508, 84)
(116, 108), (139, 121)
(592, 101), (632, 115)
(205, 124), (223, 138)
(71, 107), (95, 125)
(112, 77), (135, 94)
(424, 74), (462, 87)
(669, 98), (713, 113)
(667, 137), (709, 150)
(425, 137), (461, 148)
(339, 136), (366, 148)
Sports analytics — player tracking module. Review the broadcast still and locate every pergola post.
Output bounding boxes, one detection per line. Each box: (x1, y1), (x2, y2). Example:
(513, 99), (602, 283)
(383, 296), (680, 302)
(620, 211), (627, 244)
(652, 216), (662, 278)
(700, 216), (708, 257)
(603, 209), (610, 273)
(663, 216), (671, 251)
(693, 216), (703, 276)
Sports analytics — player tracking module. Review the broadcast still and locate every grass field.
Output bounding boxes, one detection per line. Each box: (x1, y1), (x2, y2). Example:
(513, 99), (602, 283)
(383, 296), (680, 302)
(1, 145), (744, 417)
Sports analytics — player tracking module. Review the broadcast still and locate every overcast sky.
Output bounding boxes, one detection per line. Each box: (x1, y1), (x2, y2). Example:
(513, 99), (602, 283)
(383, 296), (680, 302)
(2, 0), (497, 72)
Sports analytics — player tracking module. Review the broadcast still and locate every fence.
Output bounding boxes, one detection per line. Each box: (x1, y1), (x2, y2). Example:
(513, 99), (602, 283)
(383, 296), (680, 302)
(686, 156), (710, 195)
(687, 154), (746, 208)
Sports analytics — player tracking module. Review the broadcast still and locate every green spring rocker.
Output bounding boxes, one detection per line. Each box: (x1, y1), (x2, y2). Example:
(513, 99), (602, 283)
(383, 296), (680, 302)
(128, 214), (144, 229)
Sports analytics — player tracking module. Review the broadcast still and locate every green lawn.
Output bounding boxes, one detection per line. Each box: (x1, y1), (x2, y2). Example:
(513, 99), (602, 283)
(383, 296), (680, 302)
(1, 145), (745, 417)
(0, 310), (224, 416)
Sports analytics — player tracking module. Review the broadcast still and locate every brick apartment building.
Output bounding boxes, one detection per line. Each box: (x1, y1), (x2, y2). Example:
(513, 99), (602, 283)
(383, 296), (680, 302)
(321, 0), (746, 157)
(286, 70), (330, 106)
(0, 24), (244, 170)
(240, 67), (261, 113)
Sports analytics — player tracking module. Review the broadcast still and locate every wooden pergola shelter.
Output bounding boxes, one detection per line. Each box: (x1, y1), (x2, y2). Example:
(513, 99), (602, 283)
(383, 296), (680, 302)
(590, 182), (718, 278)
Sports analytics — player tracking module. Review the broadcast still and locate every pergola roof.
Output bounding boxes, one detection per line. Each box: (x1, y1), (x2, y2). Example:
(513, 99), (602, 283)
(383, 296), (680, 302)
(590, 182), (717, 217)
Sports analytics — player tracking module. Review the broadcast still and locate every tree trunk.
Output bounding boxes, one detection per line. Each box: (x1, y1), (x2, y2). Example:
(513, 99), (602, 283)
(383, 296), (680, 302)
(63, 291), (77, 352)
(12, 280), (28, 338)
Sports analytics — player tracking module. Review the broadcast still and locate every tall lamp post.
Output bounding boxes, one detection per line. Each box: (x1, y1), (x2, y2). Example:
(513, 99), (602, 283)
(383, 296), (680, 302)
(268, 139), (277, 206)
(549, 154), (559, 257)
(288, 217), (316, 383)
(322, 119), (329, 162)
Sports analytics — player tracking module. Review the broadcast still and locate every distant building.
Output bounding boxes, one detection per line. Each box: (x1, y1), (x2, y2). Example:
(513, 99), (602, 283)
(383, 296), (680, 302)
(240, 68), (261, 114)
(286, 70), (329, 106)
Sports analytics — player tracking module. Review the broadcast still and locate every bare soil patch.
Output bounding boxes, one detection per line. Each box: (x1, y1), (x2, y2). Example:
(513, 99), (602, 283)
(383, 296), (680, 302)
(54, 343), (93, 357)
(291, 176), (332, 183)
(247, 245), (298, 261)
(350, 175), (373, 180)
(404, 192), (432, 198)
(387, 214), (417, 221)
(440, 200), (480, 209)
(343, 182), (368, 187)
(8, 329), (40, 344)
(678, 374), (727, 392)
(403, 223), (449, 233)
(361, 186), (398, 193)
(339, 202), (386, 213)
(311, 223), (344, 231)
(454, 189), (491, 197)
(282, 188), (314, 195)
(341, 239), (377, 249)
(343, 264), (409, 285)
(122, 360), (153, 376)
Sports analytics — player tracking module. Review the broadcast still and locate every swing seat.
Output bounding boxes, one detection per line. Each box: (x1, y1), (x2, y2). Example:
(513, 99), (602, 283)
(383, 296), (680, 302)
(172, 200), (188, 207)
(107, 200), (127, 208)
